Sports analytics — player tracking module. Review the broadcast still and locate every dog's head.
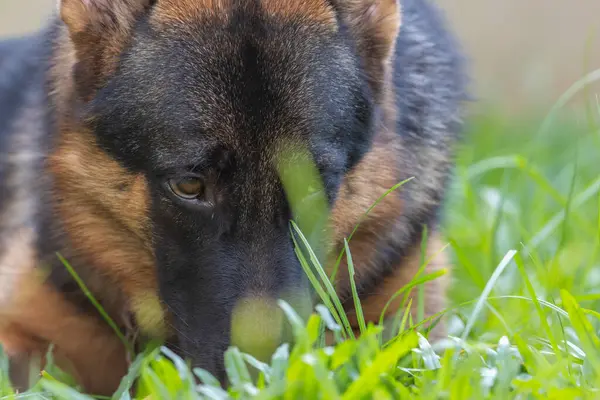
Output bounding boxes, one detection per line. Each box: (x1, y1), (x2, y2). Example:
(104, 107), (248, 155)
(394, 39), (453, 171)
(58, 0), (401, 379)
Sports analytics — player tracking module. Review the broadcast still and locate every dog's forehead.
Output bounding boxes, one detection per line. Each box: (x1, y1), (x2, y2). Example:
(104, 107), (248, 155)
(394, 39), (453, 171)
(92, 0), (359, 172)
(122, 1), (347, 137)
(150, 0), (338, 27)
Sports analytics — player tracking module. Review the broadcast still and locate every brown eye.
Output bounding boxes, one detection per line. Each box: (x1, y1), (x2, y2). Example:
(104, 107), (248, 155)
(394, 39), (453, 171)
(168, 176), (204, 200)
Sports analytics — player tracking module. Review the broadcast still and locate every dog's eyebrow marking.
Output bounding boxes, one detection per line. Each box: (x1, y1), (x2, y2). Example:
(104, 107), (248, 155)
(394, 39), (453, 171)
(151, 0), (232, 24)
(261, 0), (337, 26)
(151, 0), (337, 28)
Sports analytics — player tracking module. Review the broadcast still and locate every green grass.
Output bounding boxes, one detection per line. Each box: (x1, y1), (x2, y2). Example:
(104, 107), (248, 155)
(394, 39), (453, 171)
(2, 94), (600, 399)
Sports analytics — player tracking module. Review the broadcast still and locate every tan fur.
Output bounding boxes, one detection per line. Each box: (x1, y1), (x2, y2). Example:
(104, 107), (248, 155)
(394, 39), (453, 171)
(151, 0), (337, 27)
(49, 1), (169, 339)
(335, 0), (401, 100)
(0, 228), (128, 395)
(47, 126), (168, 337)
(329, 127), (403, 288)
(347, 232), (449, 339)
(151, 0), (233, 25)
(48, 25), (77, 119)
(0, 272), (128, 395)
(261, 0), (337, 26)
(323, 231), (449, 344)
(328, 127), (450, 339)
(339, 0), (401, 58)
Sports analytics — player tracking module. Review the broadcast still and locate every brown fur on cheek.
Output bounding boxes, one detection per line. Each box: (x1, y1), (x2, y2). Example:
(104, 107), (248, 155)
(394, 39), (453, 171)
(151, 0), (233, 24)
(327, 125), (451, 342)
(47, 127), (168, 338)
(328, 126), (403, 292)
(261, 0), (337, 26)
(151, 0), (337, 28)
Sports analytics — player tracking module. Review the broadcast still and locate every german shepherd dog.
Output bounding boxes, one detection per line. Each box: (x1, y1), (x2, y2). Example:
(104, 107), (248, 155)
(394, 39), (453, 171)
(0, 0), (467, 394)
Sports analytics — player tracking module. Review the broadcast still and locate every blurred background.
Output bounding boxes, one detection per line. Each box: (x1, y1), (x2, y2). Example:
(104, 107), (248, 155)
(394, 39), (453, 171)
(1, 0), (599, 117)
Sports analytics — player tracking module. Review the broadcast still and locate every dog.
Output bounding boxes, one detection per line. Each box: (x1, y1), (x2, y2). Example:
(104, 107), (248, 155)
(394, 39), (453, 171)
(0, 0), (467, 394)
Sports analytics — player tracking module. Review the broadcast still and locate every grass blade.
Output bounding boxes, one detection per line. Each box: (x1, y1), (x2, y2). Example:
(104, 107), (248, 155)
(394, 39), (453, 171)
(342, 331), (418, 400)
(290, 221), (355, 339)
(224, 347), (253, 389)
(461, 250), (517, 340)
(560, 290), (600, 381)
(344, 238), (365, 335)
(56, 253), (133, 355)
(329, 178), (414, 282)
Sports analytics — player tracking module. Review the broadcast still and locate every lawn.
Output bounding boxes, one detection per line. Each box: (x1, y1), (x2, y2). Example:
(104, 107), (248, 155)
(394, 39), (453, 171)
(2, 87), (600, 398)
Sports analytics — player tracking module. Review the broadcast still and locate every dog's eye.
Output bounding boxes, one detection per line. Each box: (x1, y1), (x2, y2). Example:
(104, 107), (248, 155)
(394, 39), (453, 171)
(168, 177), (204, 200)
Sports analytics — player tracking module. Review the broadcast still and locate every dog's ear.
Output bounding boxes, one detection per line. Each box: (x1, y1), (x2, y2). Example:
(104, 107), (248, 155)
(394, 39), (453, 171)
(58, 0), (154, 100)
(334, 0), (401, 99)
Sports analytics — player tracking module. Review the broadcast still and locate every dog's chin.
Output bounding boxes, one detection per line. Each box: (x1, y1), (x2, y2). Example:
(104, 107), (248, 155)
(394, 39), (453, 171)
(162, 335), (229, 386)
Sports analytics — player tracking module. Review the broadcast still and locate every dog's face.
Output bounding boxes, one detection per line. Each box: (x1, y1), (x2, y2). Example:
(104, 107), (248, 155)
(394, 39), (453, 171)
(60, 0), (400, 379)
